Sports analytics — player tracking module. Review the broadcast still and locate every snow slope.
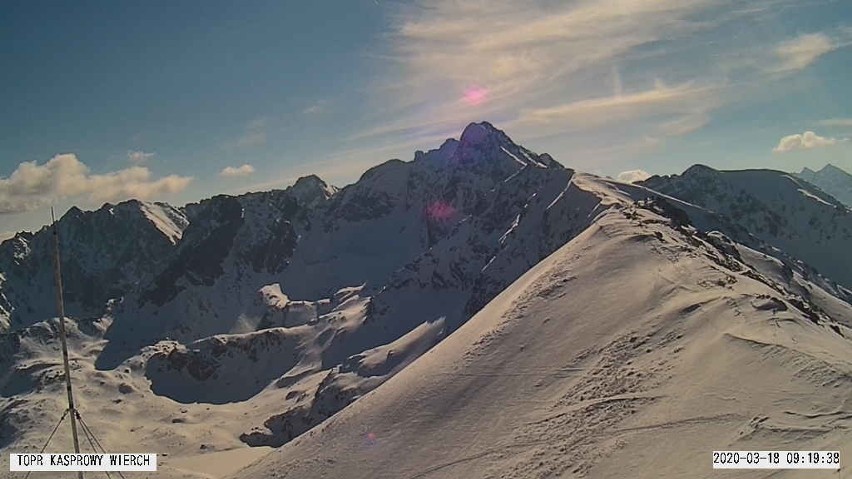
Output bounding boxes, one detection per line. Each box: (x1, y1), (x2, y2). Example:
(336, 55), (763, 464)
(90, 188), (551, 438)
(232, 200), (852, 479)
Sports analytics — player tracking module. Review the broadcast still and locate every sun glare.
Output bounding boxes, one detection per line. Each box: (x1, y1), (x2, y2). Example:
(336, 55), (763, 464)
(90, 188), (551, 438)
(462, 86), (489, 106)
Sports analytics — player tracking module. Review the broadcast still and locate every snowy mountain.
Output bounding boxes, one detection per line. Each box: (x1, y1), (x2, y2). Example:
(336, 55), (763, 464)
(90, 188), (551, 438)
(0, 201), (187, 332)
(233, 189), (852, 479)
(795, 163), (852, 207)
(0, 123), (851, 479)
(640, 165), (852, 289)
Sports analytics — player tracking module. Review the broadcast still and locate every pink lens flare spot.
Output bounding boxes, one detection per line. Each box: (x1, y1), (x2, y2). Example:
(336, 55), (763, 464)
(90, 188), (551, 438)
(462, 86), (488, 106)
(426, 201), (456, 221)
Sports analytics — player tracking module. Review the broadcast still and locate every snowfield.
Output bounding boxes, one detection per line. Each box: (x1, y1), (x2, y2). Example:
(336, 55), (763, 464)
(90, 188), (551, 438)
(0, 123), (850, 479)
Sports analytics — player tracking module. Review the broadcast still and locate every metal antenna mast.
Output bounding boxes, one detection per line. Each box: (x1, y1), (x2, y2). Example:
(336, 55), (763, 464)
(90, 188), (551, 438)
(50, 207), (84, 479)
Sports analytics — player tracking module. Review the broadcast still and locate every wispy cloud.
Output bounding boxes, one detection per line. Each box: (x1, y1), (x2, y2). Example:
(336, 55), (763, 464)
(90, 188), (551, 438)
(303, 100), (328, 115)
(354, 0), (739, 151)
(716, 25), (851, 78)
(230, 118), (268, 149)
(774, 33), (836, 73)
(348, 0), (852, 176)
(219, 164), (256, 178)
(0, 154), (192, 214)
(773, 130), (847, 153)
(127, 150), (155, 163)
(819, 118), (852, 128)
(512, 81), (718, 134)
(658, 113), (710, 137)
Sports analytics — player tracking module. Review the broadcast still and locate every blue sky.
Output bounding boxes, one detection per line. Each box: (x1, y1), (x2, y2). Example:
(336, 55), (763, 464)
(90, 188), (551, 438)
(1, 0), (851, 237)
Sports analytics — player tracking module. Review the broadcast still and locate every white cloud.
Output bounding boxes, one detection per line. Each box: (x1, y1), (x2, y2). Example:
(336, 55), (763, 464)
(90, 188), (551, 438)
(775, 33), (836, 72)
(127, 150), (155, 163)
(616, 169), (652, 183)
(773, 131), (846, 153)
(0, 154), (193, 214)
(219, 164), (256, 177)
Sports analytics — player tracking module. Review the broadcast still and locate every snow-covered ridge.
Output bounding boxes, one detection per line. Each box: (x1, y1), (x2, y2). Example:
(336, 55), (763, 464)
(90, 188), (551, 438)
(0, 123), (850, 479)
(641, 165), (852, 288)
(232, 188), (852, 479)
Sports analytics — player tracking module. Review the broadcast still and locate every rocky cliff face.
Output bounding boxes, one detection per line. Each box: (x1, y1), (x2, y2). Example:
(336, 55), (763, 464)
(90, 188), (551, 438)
(0, 200), (187, 331)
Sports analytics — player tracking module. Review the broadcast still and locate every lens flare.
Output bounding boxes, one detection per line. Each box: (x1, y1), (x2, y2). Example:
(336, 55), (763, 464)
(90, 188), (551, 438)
(462, 86), (488, 106)
(426, 201), (456, 221)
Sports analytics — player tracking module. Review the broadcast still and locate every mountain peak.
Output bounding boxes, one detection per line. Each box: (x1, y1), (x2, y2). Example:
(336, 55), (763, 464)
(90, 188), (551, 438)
(682, 164), (718, 177)
(798, 163), (851, 178)
(451, 121), (560, 171)
(292, 174), (327, 189)
(821, 163), (849, 175)
(62, 205), (85, 220)
(459, 121), (505, 146)
(795, 163), (852, 208)
(289, 174), (337, 206)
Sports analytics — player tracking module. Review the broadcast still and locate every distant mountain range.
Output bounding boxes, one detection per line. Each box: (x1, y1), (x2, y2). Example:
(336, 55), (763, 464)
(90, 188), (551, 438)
(0, 123), (850, 479)
(795, 163), (852, 207)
